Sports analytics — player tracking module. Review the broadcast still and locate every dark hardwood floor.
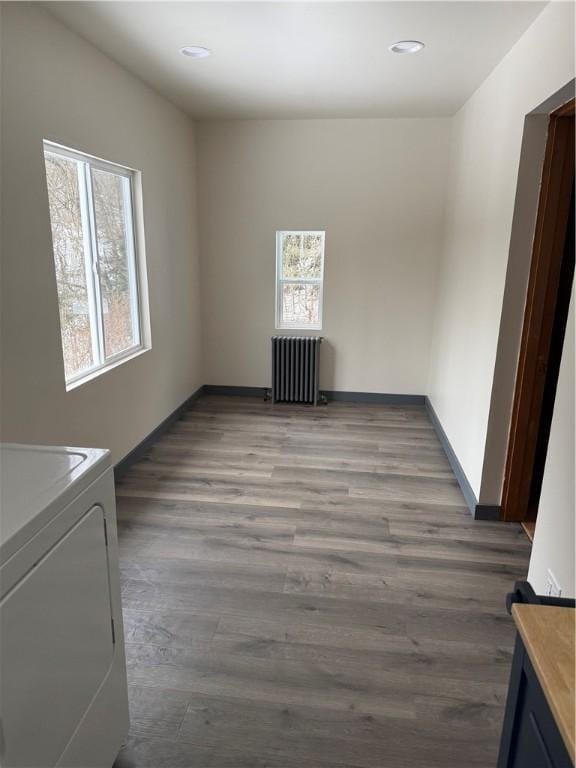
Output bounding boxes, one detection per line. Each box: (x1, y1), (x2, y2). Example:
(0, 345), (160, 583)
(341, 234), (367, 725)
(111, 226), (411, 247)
(113, 395), (530, 768)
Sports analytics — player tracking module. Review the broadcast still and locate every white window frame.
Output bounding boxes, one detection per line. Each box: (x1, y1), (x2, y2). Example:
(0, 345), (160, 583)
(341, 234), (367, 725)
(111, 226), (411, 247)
(43, 141), (150, 390)
(275, 230), (325, 331)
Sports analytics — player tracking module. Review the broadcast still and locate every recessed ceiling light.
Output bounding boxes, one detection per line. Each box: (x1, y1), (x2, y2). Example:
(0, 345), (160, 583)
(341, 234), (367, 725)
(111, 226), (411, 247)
(389, 40), (425, 55)
(179, 45), (211, 59)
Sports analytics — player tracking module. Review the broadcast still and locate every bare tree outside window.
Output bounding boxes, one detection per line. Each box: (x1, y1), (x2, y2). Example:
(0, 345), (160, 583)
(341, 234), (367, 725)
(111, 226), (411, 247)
(45, 154), (94, 380)
(44, 143), (146, 387)
(92, 169), (138, 357)
(276, 231), (325, 329)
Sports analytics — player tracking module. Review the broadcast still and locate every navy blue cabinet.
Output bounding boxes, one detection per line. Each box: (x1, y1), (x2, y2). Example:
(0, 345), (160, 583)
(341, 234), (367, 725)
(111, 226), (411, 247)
(497, 582), (574, 768)
(498, 637), (572, 767)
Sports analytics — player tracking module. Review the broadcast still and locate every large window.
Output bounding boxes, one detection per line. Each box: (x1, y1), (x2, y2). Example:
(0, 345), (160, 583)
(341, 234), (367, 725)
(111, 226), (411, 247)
(43, 142), (148, 388)
(276, 231), (325, 330)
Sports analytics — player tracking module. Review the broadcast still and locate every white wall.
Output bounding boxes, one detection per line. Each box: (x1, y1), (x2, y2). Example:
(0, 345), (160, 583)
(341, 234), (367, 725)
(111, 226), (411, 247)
(197, 118), (450, 393)
(528, 292), (575, 598)
(427, 2), (575, 499)
(0, 3), (203, 462)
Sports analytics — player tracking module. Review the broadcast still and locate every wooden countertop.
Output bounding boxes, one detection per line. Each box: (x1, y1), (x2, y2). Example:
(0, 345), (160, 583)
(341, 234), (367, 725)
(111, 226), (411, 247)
(512, 604), (575, 763)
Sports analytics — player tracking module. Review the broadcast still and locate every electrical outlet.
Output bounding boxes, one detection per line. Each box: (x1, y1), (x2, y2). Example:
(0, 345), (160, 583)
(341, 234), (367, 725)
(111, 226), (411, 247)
(545, 569), (562, 598)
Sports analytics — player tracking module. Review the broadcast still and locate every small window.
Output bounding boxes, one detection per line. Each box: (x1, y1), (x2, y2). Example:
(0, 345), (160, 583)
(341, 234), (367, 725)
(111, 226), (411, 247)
(276, 231), (325, 330)
(43, 142), (148, 388)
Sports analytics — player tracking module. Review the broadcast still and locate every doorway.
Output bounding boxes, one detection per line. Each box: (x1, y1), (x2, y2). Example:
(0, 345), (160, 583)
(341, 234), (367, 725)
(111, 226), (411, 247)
(501, 98), (575, 532)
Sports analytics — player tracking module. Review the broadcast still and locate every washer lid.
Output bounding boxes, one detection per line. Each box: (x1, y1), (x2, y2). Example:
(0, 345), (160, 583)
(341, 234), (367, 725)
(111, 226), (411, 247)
(0, 444), (110, 563)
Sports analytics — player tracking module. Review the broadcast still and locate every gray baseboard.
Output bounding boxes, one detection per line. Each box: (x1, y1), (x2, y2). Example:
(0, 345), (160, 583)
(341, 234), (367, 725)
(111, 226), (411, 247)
(204, 385), (425, 405)
(203, 385), (268, 398)
(425, 397), (502, 521)
(324, 390), (425, 405)
(474, 505), (502, 521)
(114, 385), (204, 480)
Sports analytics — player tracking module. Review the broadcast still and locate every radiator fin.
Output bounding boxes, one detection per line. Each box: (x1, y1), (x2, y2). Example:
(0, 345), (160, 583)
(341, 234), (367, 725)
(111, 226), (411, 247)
(271, 336), (322, 405)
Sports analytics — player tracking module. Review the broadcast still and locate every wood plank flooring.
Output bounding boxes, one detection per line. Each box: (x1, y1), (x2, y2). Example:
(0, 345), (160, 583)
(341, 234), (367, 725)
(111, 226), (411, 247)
(113, 396), (531, 768)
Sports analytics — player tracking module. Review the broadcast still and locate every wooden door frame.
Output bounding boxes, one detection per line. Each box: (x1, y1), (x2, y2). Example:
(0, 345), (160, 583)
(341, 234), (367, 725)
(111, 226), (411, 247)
(501, 98), (575, 522)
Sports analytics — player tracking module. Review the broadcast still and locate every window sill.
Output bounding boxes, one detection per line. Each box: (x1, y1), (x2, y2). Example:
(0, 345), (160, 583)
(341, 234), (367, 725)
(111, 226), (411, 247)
(275, 326), (323, 332)
(65, 346), (149, 392)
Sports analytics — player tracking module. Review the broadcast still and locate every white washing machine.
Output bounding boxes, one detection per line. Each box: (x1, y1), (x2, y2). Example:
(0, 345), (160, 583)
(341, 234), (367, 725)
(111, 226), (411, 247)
(0, 444), (129, 768)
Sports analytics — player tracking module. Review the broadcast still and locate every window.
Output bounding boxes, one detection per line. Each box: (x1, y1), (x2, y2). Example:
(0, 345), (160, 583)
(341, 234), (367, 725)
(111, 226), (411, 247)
(43, 142), (148, 388)
(276, 231), (325, 330)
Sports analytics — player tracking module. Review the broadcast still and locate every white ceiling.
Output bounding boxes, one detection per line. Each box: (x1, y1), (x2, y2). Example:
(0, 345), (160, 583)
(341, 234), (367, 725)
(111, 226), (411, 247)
(46, 1), (547, 119)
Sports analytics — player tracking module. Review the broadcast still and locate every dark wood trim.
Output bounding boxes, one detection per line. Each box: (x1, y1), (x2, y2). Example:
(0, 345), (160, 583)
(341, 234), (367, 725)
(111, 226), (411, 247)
(552, 98), (576, 117)
(526, 191), (575, 520)
(501, 101), (575, 522)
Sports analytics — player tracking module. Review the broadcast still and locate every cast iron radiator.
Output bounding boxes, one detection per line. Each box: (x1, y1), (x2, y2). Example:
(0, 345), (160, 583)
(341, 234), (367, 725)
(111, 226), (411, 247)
(271, 336), (322, 405)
